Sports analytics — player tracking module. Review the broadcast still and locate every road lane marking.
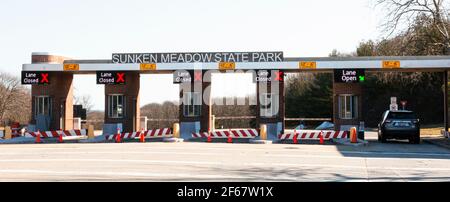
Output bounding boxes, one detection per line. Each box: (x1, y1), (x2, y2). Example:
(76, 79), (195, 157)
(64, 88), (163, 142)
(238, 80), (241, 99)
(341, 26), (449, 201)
(1, 150), (448, 162)
(0, 169), (249, 180)
(1, 148), (449, 159)
(0, 158), (449, 171)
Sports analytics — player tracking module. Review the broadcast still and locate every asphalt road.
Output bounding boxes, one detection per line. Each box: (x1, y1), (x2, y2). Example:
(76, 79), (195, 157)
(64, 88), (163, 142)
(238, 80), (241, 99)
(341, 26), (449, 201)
(0, 132), (449, 181)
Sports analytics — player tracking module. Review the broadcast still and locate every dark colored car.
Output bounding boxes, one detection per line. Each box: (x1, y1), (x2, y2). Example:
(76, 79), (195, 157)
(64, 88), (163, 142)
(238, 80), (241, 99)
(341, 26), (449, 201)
(378, 110), (420, 144)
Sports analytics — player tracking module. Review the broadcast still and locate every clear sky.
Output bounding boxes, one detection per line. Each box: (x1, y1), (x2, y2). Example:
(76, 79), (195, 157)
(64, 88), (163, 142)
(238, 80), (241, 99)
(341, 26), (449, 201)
(0, 0), (380, 110)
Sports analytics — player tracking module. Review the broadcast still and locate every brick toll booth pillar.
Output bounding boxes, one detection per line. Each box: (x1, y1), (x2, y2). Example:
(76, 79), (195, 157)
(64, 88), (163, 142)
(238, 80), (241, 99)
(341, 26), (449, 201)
(332, 82), (363, 132)
(256, 70), (285, 141)
(178, 70), (212, 140)
(30, 53), (74, 131)
(104, 72), (140, 133)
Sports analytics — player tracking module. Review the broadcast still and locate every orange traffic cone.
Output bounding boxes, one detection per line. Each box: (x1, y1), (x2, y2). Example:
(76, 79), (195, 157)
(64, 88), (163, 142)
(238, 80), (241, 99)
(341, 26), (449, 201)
(139, 133), (145, 143)
(350, 127), (357, 143)
(35, 131), (41, 143)
(319, 131), (324, 145)
(207, 134), (212, 143)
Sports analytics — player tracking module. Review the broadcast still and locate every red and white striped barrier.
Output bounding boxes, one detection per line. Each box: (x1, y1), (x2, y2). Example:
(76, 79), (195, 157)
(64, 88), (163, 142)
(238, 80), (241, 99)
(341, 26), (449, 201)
(105, 128), (172, 140)
(192, 132), (210, 138)
(192, 129), (259, 139)
(24, 129), (87, 138)
(11, 128), (20, 136)
(278, 130), (347, 140)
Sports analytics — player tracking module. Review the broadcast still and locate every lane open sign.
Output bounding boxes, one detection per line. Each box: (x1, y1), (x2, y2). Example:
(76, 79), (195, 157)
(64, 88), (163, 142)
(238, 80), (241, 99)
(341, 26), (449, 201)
(334, 69), (365, 83)
(21, 71), (50, 85)
(96, 71), (126, 84)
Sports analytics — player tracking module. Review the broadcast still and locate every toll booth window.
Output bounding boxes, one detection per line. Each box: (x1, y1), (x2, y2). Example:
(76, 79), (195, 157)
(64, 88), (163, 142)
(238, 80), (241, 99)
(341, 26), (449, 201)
(260, 93), (279, 118)
(183, 92), (201, 117)
(35, 96), (52, 116)
(108, 94), (125, 118)
(338, 95), (358, 119)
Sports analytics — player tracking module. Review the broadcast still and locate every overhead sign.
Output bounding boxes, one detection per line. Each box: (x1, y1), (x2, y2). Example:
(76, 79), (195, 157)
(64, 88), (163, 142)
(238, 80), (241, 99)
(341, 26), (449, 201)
(382, 60), (401, 68)
(21, 71), (50, 85)
(96, 71), (126, 84)
(173, 70), (203, 83)
(299, 61), (317, 69)
(140, 63), (157, 71)
(218, 62), (235, 70)
(253, 70), (284, 83)
(112, 52), (284, 64)
(63, 64), (79, 71)
(334, 69), (365, 83)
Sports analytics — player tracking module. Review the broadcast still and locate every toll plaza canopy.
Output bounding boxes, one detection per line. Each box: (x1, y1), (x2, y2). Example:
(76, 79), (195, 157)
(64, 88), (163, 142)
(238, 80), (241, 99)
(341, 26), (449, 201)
(24, 53), (450, 72)
(21, 52), (450, 140)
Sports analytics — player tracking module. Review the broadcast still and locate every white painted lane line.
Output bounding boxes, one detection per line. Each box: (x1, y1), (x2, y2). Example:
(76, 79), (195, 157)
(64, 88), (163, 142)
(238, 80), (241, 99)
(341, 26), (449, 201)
(0, 150), (448, 162)
(0, 169), (249, 180)
(0, 169), (372, 182)
(0, 158), (449, 171)
(1, 148), (449, 159)
(339, 151), (450, 157)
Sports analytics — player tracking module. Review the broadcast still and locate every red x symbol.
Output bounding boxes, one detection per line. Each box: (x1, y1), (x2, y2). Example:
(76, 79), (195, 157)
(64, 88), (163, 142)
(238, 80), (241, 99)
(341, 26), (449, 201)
(116, 73), (125, 83)
(274, 71), (284, 81)
(194, 71), (202, 82)
(40, 73), (49, 83)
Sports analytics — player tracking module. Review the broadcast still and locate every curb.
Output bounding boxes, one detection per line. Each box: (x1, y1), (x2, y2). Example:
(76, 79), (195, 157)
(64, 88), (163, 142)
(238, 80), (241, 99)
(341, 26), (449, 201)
(333, 138), (369, 146)
(162, 138), (184, 143)
(249, 139), (272, 144)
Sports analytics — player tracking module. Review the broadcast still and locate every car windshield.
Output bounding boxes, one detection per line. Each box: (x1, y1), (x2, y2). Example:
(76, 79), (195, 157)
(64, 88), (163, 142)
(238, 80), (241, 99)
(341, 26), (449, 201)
(387, 112), (416, 119)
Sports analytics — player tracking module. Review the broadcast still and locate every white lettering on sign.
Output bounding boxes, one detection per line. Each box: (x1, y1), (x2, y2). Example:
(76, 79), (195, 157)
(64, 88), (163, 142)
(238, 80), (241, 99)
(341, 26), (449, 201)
(98, 78), (114, 83)
(340, 70), (357, 82)
(23, 78), (39, 83)
(342, 70), (357, 76)
(101, 72), (112, 77)
(112, 52), (284, 63)
(25, 73), (36, 77)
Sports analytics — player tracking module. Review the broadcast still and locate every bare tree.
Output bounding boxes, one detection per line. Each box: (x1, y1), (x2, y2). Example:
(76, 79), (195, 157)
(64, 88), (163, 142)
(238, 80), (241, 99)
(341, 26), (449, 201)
(376, 0), (450, 54)
(74, 94), (94, 113)
(0, 72), (31, 125)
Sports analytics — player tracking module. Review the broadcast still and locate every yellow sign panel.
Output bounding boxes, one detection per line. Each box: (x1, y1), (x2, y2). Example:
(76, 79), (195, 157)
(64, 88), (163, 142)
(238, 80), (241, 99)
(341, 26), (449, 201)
(219, 62), (235, 70)
(63, 64), (79, 71)
(382, 61), (401, 68)
(140, 63), (157, 71)
(299, 61), (317, 69)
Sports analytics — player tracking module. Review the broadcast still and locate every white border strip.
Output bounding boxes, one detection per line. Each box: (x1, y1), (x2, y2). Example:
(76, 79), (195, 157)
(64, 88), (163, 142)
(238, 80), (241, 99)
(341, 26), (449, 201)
(22, 59), (450, 72)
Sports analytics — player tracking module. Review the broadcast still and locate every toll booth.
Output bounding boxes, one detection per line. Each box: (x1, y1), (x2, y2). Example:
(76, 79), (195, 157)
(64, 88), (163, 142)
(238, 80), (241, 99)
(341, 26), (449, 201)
(332, 69), (364, 131)
(103, 71), (140, 133)
(28, 53), (74, 131)
(255, 70), (285, 140)
(177, 70), (212, 139)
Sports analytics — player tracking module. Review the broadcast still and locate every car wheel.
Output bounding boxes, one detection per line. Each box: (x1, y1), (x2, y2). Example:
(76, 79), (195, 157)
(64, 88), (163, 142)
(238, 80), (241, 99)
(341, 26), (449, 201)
(379, 131), (387, 143)
(412, 134), (420, 144)
(381, 136), (387, 143)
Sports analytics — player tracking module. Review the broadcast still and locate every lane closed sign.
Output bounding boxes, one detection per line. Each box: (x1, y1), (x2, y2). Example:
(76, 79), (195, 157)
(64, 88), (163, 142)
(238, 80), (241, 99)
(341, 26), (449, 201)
(96, 71), (126, 84)
(334, 69), (365, 83)
(21, 71), (50, 85)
